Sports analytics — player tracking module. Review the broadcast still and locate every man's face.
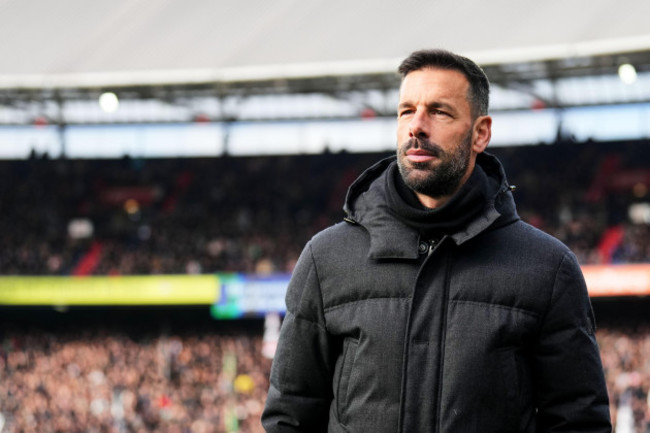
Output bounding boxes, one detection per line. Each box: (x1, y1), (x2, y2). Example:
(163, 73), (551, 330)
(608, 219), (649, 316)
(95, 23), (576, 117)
(396, 67), (477, 201)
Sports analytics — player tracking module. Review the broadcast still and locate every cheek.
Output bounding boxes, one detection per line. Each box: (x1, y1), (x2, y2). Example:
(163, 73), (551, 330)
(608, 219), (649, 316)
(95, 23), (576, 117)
(435, 129), (467, 146)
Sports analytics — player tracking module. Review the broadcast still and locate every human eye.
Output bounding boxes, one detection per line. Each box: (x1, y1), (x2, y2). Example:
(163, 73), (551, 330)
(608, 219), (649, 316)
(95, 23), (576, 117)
(398, 108), (414, 117)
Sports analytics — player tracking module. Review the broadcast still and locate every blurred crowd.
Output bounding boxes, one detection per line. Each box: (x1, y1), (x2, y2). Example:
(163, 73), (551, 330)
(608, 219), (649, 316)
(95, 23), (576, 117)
(0, 316), (271, 433)
(0, 312), (649, 433)
(2, 139), (650, 277)
(599, 323), (650, 433)
(0, 152), (373, 276)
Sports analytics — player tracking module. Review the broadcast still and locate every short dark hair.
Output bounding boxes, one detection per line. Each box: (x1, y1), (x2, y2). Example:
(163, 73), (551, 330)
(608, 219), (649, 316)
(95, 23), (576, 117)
(398, 49), (490, 117)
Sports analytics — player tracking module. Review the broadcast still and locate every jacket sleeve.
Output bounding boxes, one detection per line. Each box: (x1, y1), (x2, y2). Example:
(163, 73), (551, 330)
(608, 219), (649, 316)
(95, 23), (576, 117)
(533, 252), (612, 433)
(261, 241), (335, 433)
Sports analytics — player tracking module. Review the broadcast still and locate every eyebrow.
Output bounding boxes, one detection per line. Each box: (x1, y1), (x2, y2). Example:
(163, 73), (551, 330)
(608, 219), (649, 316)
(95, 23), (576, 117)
(398, 101), (456, 113)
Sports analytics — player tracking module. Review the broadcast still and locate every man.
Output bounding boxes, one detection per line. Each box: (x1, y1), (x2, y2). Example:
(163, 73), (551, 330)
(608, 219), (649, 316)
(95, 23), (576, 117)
(262, 49), (611, 432)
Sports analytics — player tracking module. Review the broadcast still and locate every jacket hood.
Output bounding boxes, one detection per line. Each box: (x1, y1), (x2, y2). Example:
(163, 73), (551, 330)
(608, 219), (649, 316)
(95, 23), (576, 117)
(343, 152), (520, 259)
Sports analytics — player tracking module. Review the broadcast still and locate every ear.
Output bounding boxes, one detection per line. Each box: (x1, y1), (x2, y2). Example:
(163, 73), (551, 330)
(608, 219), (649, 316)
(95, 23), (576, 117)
(472, 115), (492, 154)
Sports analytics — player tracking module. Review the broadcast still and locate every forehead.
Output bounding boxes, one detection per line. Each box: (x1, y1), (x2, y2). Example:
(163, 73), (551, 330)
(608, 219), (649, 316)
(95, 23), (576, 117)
(399, 67), (470, 106)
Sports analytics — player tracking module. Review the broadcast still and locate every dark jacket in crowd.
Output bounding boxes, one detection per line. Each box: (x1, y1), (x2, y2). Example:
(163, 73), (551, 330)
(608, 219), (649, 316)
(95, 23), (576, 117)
(262, 153), (611, 433)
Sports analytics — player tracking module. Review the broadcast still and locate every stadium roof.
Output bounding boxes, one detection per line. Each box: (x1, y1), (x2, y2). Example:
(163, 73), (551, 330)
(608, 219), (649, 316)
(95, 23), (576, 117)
(1, 0), (650, 90)
(3, 0), (650, 157)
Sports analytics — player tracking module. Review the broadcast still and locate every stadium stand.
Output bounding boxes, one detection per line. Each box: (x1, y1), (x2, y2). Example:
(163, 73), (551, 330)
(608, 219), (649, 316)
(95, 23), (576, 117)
(0, 151), (385, 276)
(2, 139), (650, 276)
(2, 138), (650, 432)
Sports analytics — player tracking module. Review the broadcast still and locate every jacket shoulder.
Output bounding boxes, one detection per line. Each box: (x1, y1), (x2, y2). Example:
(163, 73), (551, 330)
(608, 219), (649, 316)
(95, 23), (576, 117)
(309, 220), (368, 255)
(501, 219), (573, 256)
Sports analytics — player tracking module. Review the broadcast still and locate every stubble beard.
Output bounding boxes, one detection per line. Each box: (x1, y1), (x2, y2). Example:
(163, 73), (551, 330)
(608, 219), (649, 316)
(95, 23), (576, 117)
(396, 131), (472, 198)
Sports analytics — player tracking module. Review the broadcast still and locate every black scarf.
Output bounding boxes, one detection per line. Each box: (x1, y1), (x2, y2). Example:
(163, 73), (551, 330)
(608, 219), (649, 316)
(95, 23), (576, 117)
(385, 161), (490, 239)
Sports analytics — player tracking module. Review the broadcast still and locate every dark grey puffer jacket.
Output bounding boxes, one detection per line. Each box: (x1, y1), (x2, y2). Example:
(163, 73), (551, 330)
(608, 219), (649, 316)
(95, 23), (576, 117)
(262, 153), (611, 433)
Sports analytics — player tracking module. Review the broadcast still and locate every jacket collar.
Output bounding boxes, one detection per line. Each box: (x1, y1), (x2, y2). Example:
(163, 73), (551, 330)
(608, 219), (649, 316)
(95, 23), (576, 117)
(343, 152), (519, 260)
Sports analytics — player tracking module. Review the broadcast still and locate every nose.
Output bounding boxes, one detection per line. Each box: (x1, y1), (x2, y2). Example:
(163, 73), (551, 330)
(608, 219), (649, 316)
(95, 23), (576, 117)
(408, 110), (429, 139)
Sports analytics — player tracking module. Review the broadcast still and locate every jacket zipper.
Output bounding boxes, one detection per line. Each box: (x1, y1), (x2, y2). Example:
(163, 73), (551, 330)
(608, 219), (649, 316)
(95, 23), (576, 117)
(398, 236), (448, 433)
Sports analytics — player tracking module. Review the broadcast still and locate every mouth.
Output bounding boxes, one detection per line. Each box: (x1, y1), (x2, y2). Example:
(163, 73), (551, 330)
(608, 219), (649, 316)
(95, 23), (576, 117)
(405, 148), (438, 163)
(402, 138), (441, 164)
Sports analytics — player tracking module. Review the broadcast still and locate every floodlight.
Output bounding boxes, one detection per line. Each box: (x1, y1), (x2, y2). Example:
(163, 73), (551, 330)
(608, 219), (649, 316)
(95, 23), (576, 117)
(618, 63), (637, 85)
(99, 92), (120, 113)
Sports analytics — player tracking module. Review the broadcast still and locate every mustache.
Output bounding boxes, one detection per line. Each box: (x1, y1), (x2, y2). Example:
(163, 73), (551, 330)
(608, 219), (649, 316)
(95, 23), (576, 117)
(402, 137), (443, 156)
